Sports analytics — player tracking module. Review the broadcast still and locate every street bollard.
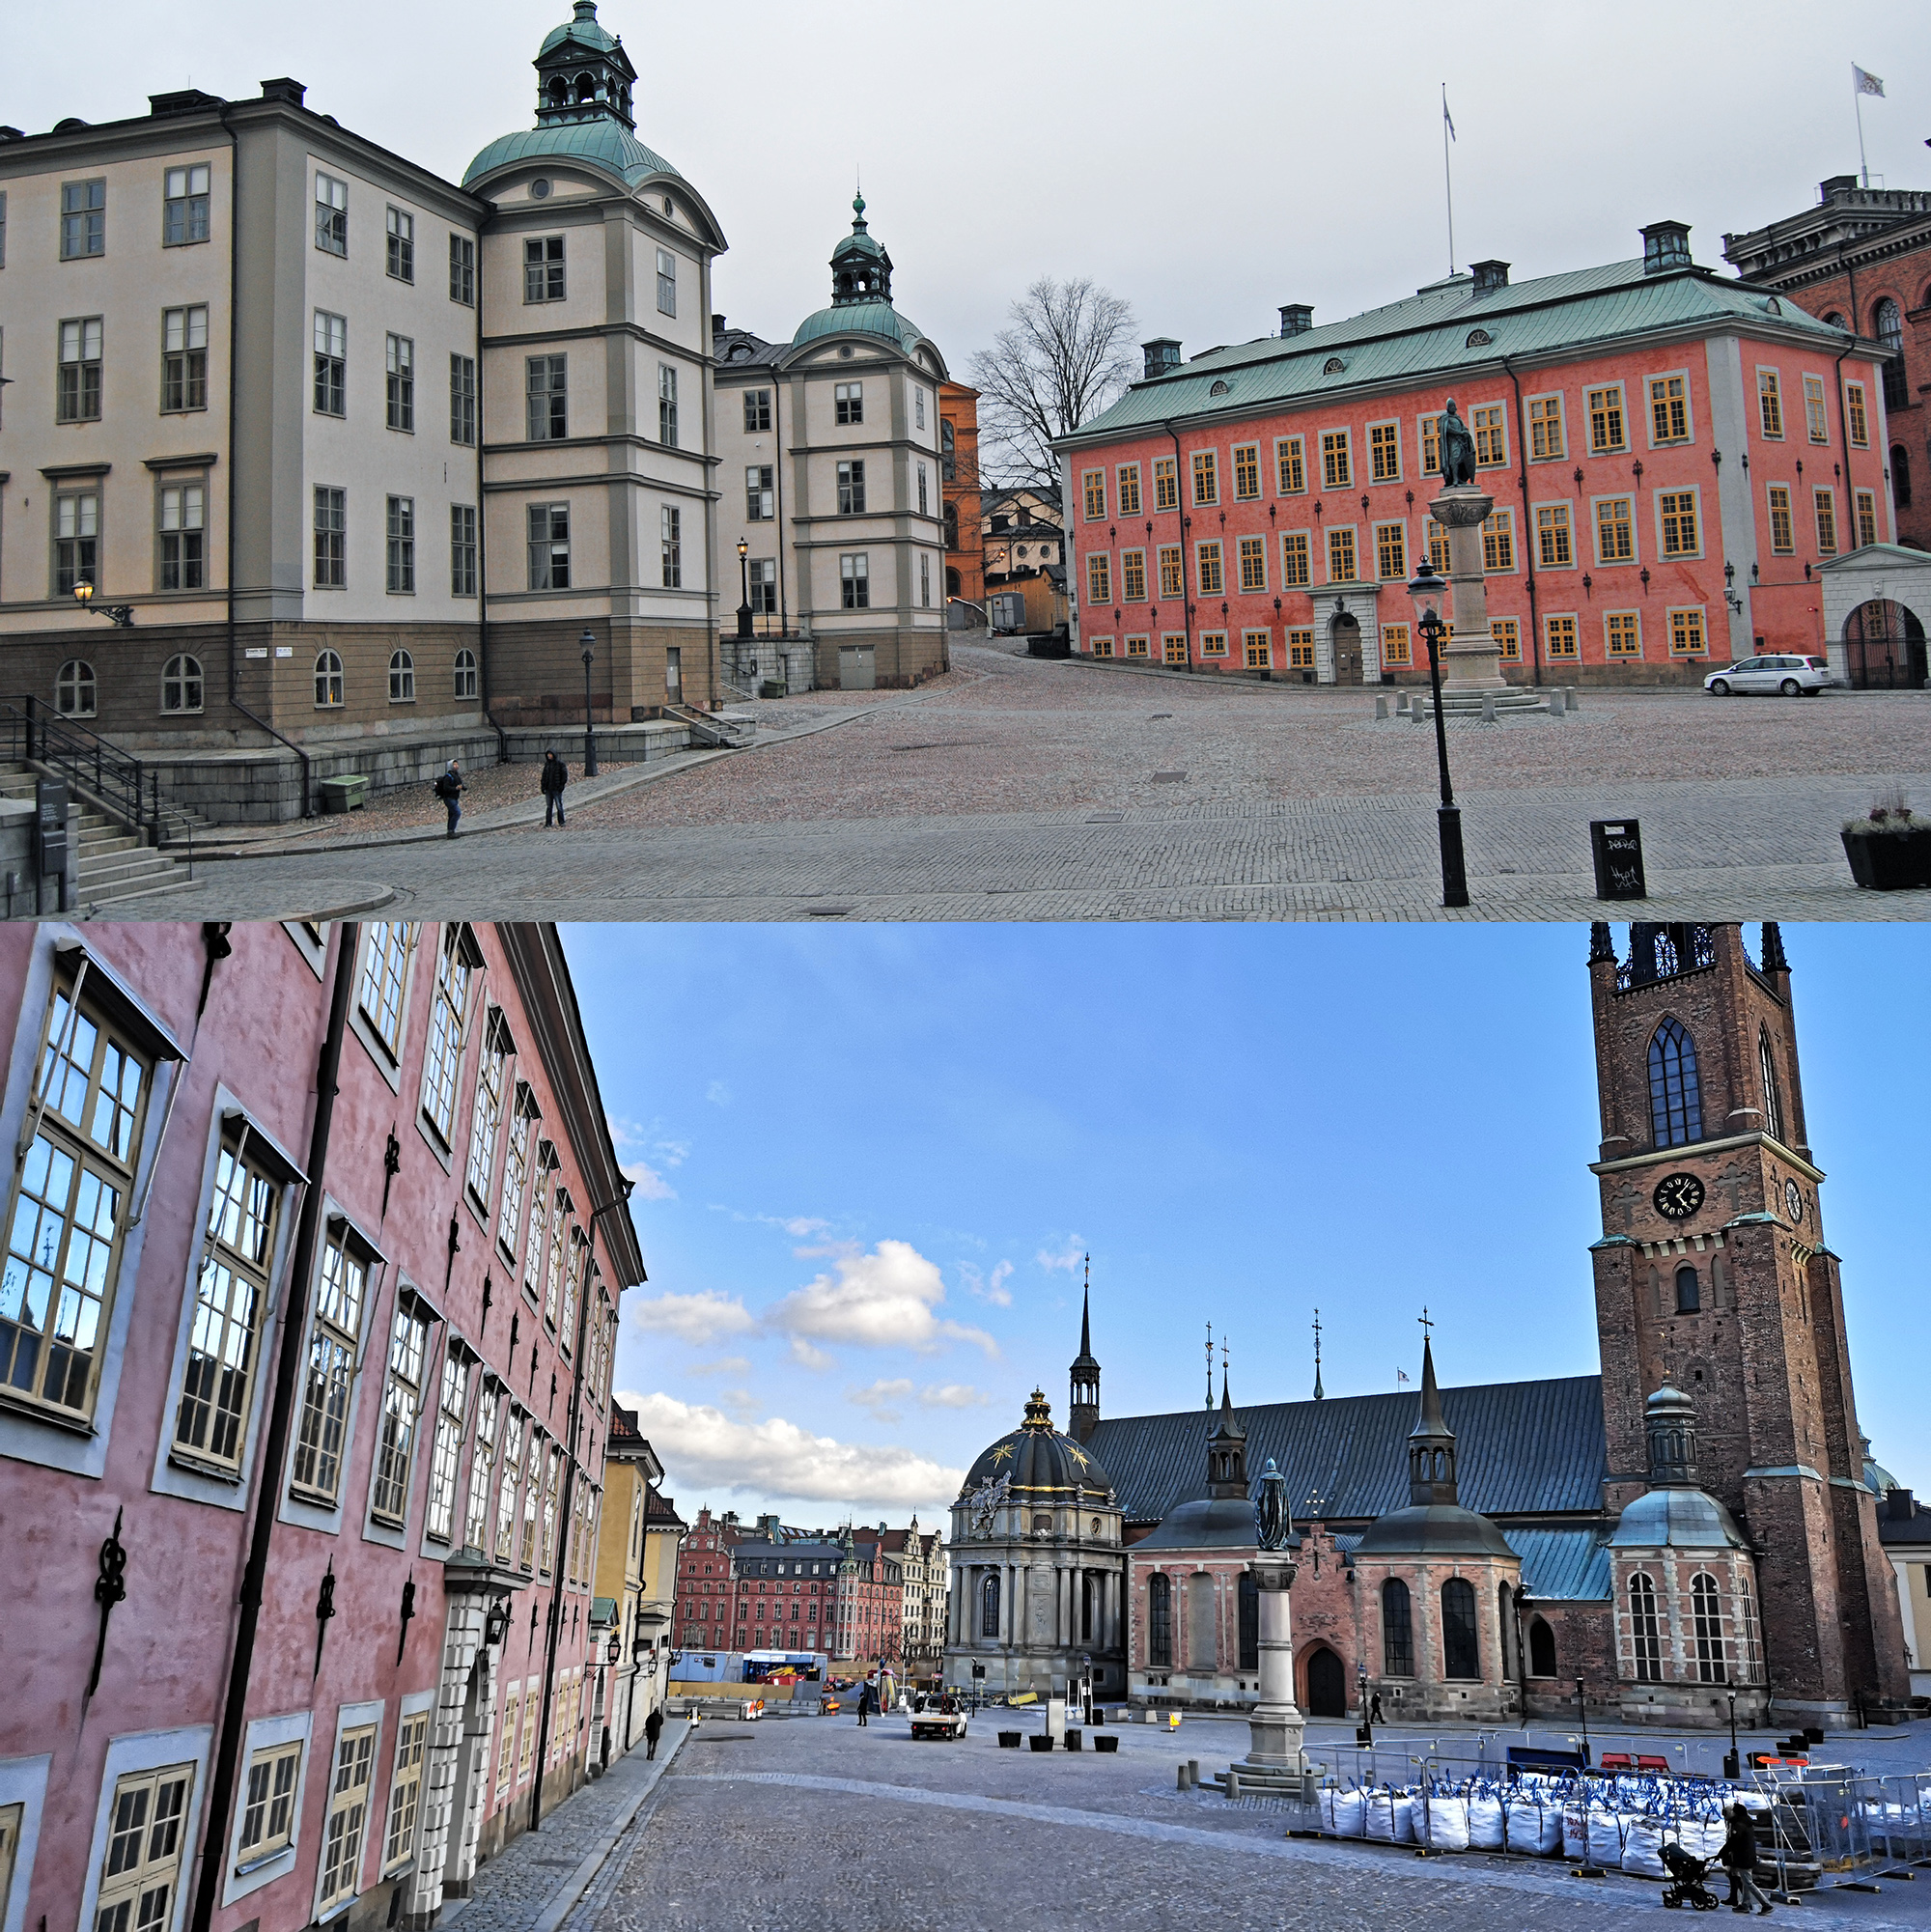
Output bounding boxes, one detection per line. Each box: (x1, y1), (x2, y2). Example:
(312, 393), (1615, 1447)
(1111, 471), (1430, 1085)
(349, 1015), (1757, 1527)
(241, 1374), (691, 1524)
(1227, 1768), (1242, 1801)
(1481, 692), (1497, 723)
(1177, 1764), (1190, 1791)
(1188, 1758), (1200, 1788)
(1566, 686), (1580, 712)
(1412, 701), (1428, 724)
(1396, 689), (1411, 715)
(1550, 693), (1567, 720)
(1375, 694), (1388, 719)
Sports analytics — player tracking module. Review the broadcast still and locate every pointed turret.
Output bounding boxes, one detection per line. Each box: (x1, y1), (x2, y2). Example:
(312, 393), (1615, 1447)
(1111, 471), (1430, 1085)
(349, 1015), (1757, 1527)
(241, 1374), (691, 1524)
(1406, 1337), (1460, 1506)
(532, 1), (637, 131)
(829, 191), (893, 306)
(1068, 1256), (1100, 1444)
(1206, 1362), (1248, 1499)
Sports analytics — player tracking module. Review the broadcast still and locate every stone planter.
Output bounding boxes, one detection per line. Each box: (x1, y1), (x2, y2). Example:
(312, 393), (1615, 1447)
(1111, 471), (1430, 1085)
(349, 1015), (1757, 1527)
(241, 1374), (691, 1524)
(1842, 826), (1931, 890)
(1028, 1734), (1054, 1751)
(997, 1731), (1021, 1749)
(1095, 1735), (1119, 1753)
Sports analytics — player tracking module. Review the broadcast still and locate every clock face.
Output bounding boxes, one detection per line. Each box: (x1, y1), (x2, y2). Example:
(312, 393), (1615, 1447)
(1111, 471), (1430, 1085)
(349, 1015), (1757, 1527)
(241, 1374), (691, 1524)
(1653, 1172), (1705, 1221)
(1785, 1179), (1805, 1223)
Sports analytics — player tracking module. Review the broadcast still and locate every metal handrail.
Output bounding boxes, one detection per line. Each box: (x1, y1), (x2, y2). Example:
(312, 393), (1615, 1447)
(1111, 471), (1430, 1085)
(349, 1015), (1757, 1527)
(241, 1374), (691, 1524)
(0, 694), (156, 843)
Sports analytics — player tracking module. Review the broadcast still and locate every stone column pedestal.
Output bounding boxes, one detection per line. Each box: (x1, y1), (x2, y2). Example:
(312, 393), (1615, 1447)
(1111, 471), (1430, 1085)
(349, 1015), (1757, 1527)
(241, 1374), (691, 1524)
(1423, 484), (1546, 714)
(1245, 1560), (1305, 1768)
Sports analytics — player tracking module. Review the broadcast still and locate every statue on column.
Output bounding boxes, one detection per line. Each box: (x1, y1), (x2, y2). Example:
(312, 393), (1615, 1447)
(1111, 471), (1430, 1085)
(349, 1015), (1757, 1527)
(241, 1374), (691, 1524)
(1255, 1457), (1292, 1551)
(1438, 399), (1478, 487)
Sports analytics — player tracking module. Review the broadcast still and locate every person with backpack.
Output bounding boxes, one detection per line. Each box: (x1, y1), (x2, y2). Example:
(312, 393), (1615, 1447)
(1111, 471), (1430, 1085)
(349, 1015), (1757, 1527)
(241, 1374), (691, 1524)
(541, 749), (568, 826)
(434, 759), (464, 837)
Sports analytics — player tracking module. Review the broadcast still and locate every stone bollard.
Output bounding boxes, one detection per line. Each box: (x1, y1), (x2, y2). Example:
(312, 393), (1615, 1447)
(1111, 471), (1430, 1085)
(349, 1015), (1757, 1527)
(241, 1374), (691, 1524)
(1188, 1758), (1200, 1788)
(1481, 691), (1497, 723)
(1396, 689), (1410, 715)
(1412, 701), (1429, 724)
(1227, 1767), (1242, 1801)
(1177, 1763), (1190, 1791)
(1375, 694), (1388, 719)
(1550, 694), (1566, 720)
(1566, 686), (1580, 712)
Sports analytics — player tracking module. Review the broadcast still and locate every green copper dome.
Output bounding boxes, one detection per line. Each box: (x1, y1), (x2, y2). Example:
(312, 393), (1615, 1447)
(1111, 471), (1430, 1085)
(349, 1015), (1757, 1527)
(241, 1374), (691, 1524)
(540, 0), (618, 56)
(791, 193), (932, 355)
(462, 120), (682, 190)
(793, 298), (929, 352)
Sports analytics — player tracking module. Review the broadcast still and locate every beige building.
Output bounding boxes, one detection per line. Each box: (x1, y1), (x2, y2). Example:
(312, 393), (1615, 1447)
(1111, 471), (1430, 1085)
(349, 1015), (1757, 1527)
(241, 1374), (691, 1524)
(882, 1519), (949, 1675)
(590, 1404), (685, 1759)
(0, 1), (728, 820)
(710, 196), (950, 692)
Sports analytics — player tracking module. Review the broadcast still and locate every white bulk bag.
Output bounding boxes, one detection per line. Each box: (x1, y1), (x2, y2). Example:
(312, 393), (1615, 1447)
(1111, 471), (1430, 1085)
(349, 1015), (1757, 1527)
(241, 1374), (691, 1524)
(1363, 1790), (1398, 1842)
(1621, 1817), (1667, 1879)
(1323, 1788), (1367, 1838)
(1420, 1794), (1470, 1853)
(1507, 1795), (1563, 1857)
(1392, 1794), (1418, 1844)
(1469, 1791), (1507, 1851)
(1587, 1807), (1630, 1868)
(1562, 1801), (1588, 1860)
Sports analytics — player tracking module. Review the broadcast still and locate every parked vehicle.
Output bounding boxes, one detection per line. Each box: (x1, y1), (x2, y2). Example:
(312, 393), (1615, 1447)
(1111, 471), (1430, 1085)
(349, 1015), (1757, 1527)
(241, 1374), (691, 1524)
(910, 1695), (969, 1741)
(1705, 654), (1834, 696)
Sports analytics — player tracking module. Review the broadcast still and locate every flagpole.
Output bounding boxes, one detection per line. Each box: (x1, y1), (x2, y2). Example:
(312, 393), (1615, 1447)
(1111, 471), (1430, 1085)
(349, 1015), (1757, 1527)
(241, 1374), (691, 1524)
(1441, 82), (1456, 274)
(1854, 66), (1869, 187)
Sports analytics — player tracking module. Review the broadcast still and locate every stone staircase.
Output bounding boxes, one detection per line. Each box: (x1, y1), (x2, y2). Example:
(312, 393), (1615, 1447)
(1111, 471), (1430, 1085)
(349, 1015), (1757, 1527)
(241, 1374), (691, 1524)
(664, 704), (755, 748)
(0, 766), (199, 911)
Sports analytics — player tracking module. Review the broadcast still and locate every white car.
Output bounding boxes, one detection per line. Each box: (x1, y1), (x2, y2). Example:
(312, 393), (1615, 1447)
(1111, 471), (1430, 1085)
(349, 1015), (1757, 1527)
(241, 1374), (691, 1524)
(1704, 654), (1834, 696)
(910, 1698), (969, 1740)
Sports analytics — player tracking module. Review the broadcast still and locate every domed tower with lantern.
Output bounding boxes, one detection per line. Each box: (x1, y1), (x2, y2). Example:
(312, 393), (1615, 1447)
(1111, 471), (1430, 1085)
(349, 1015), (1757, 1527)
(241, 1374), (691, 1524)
(945, 1389), (1123, 1700)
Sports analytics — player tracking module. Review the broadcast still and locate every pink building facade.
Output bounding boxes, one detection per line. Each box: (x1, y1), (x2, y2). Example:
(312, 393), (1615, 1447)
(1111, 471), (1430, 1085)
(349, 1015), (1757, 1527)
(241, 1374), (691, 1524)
(1058, 225), (1897, 685)
(0, 921), (642, 1932)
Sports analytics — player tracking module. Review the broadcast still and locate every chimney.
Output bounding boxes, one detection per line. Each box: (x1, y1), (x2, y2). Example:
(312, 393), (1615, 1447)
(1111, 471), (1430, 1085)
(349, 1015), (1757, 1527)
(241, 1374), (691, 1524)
(712, 313), (726, 336)
(1142, 337), (1181, 380)
(1888, 1486), (1915, 1520)
(258, 77), (306, 105)
(1819, 175), (1858, 201)
(1470, 259), (1510, 295)
(1640, 220), (1693, 275)
(1278, 303), (1313, 337)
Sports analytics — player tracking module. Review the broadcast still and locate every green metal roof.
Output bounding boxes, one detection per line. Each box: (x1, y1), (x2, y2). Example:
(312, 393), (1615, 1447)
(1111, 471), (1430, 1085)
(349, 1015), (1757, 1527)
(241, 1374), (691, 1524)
(540, 7), (617, 57)
(1067, 260), (1858, 443)
(793, 298), (929, 353)
(462, 120), (681, 189)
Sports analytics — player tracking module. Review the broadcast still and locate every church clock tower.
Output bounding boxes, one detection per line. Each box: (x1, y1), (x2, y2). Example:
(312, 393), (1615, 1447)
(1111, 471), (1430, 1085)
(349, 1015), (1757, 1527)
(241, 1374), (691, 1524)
(1586, 922), (1908, 1722)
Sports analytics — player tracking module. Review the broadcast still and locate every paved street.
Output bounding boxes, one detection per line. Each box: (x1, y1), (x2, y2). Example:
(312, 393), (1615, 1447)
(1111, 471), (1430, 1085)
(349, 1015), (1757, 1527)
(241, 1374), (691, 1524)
(570, 1709), (1931, 1932)
(147, 644), (1931, 921)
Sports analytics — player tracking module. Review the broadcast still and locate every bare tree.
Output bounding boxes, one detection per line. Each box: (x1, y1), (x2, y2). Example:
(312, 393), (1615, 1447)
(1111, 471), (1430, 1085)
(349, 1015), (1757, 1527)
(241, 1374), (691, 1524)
(968, 278), (1137, 496)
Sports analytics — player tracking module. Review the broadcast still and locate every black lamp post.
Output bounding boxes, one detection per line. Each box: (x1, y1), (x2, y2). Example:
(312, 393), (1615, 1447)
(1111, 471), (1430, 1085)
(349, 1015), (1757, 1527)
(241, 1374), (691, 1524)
(579, 629), (599, 776)
(1405, 557), (1469, 908)
(1574, 1676), (1590, 1765)
(1724, 1688), (1741, 1781)
(736, 538), (753, 642)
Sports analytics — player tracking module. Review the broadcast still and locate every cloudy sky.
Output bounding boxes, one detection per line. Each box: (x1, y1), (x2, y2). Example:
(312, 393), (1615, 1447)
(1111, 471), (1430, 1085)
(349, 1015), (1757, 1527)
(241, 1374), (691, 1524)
(563, 924), (1929, 1529)
(14, 0), (1924, 387)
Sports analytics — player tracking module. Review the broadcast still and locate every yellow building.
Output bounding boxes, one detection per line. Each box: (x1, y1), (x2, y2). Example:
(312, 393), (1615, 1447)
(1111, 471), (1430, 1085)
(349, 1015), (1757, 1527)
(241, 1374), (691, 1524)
(592, 1405), (685, 1760)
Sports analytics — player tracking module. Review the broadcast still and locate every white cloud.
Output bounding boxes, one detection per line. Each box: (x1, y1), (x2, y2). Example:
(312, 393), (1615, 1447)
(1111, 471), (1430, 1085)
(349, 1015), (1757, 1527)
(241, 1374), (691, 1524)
(788, 1336), (834, 1371)
(960, 1258), (1014, 1306)
(919, 1383), (991, 1409)
(620, 1388), (965, 1514)
(706, 1080), (732, 1106)
(609, 1115), (685, 1198)
(628, 1289), (755, 1347)
(623, 1161), (677, 1200)
(684, 1356), (752, 1379)
(846, 1378), (914, 1423)
(1036, 1236), (1086, 1274)
(654, 1136), (690, 1168)
(766, 1239), (997, 1358)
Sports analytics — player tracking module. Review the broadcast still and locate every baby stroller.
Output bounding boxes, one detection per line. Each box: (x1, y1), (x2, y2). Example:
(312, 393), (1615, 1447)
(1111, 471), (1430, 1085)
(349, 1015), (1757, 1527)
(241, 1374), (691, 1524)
(1661, 1841), (1722, 1912)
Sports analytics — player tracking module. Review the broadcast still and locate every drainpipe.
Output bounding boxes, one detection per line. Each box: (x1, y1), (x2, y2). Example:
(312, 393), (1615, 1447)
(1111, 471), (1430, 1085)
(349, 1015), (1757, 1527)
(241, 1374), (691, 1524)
(189, 923), (360, 1932)
(1164, 422), (1194, 664)
(217, 104), (313, 819)
(473, 247), (507, 763)
(1502, 356), (1542, 686)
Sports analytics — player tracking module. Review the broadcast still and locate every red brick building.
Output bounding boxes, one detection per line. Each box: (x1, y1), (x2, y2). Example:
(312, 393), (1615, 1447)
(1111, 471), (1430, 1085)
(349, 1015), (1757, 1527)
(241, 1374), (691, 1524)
(1055, 225), (1897, 685)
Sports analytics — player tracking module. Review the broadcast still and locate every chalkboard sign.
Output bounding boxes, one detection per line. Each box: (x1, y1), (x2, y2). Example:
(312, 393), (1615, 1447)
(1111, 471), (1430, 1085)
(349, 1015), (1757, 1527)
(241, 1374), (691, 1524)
(1589, 818), (1646, 900)
(35, 777), (70, 913)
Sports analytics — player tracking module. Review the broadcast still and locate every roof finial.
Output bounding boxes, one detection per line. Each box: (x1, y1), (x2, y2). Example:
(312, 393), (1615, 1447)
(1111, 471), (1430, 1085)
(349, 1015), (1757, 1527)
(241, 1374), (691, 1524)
(853, 169), (866, 227)
(1204, 1322), (1214, 1410)
(1079, 1254), (1092, 1356)
(1219, 1337), (1231, 1411)
(1312, 1306), (1325, 1402)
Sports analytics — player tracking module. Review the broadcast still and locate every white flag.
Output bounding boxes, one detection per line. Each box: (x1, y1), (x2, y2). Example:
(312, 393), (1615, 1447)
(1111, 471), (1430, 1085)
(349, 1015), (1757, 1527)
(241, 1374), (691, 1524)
(1853, 64), (1885, 97)
(1442, 91), (1456, 140)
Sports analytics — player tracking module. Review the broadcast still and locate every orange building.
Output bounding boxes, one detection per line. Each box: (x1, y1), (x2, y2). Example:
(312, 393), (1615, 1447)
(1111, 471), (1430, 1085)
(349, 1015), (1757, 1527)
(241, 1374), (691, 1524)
(939, 382), (985, 611)
(1056, 224), (1897, 686)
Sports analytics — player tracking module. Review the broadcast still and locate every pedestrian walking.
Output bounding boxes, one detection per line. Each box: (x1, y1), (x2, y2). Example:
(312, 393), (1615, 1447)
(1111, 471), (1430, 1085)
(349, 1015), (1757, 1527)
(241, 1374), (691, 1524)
(434, 759), (464, 836)
(541, 749), (568, 826)
(644, 1705), (663, 1761)
(1722, 1802), (1774, 1914)
(856, 1680), (871, 1727)
(1369, 1691), (1385, 1724)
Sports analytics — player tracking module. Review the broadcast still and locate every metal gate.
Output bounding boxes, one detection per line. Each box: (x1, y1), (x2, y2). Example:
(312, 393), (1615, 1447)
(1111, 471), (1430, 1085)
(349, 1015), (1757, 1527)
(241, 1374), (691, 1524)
(839, 645), (876, 691)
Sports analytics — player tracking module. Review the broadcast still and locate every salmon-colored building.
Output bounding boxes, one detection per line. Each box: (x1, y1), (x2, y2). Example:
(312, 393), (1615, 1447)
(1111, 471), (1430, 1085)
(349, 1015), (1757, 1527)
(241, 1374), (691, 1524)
(1055, 224), (1898, 686)
(0, 921), (641, 1932)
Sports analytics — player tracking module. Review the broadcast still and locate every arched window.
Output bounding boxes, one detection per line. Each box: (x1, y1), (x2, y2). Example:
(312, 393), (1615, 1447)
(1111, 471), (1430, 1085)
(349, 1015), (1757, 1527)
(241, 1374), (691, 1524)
(1738, 1576), (1762, 1682)
(943, 501), (959, 550)
(1148, 1574), (1172, 1667)
(1675, 1263), (1701, 1314)
(454, 648), (478, 700)
(546, 77), (568, 109)
(1823, 311), (1845, 330)
(1648, 1017), (1703, 1148)
(1237, 1572), (1259, 1672)
(55, 658), (97, 718)
(1691, 1572), (1727, 1683)
(1892, 446), (1912, 510)
(388, 649), (415, 703)
(945, 566), (962, 598)
(1874, 298), (1904, 351)
(315, 649), (344, 708)
(1759, 1024), (1784, 1143)
(1498, 1581), (1516, 1677)
(573, 71), (598, 105)
(1627, 1572), (1662, 1682)
(1529, 1615), (1557, 1677)
(1381, 1577), (1413, 1674)
(1441, 1577), (1479, 1679)
(160, 653), (203, 714)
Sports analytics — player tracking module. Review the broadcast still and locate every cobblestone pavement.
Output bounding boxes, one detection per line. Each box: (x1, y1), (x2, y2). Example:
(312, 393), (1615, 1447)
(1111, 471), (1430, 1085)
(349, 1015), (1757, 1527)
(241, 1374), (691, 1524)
(152, 644), (1931, 922)
(588, 1711), (1931, 1932)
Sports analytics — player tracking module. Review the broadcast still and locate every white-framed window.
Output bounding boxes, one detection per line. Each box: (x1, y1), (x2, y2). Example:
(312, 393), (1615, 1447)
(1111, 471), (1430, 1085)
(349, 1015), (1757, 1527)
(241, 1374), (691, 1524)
(834, 381), (862, 425)
(452, 510), (477, 601)
(543, 1190), (569, 1330)
(385, 207), (413, 284)
(658, 363), (678, 447)
(424, 1347), (471, 1543)
(746, 464), (773, 520)
(158, 490), (206, 594)
(449, 234), (475, 306)
(56, 653), (98, 717)
(290, 1230), (370, 1503)
(464, 1010), (509, 1206)
(381, 1711), (428, 1871)
(315, 1722), (376, 1913)
(493, 1407), (524, 1564)
(661, 505), (682, 588)
(449, 354), (476, 446)
(496, 1083), (538, 1262)
(837, 459), (866, 515)
(314, 173), (347, 256)
(840, 551), (868, 608)
(464, 1380), (501, 1552)
(420, 924), (476, 1146)
(384, 497), (414, 594)
(172, 1132), (279, 1473)
(370, 1298), (431, 1526)
(235, 1741), (302, 1868)
(655, 247), (677, 317)
(160, 306), (208, 413)
(522, 1141), (554, 1305)
(387, 649), (414, 703)
(313, 488), (346, 588)
(163, 165), (210, 247)
(524, 237), (564, 304)
(94, 1764), (195, 1932)
(1, 979), (153, 1423)
(527, 503), (571, 590)
(314, 648), (344, 707)
(518, 1425), (544, 1570)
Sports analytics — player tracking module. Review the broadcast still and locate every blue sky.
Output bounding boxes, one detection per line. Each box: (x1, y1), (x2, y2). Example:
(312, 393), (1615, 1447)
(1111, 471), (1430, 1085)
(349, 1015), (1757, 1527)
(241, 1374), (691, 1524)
(567, 923), (1927, 1527)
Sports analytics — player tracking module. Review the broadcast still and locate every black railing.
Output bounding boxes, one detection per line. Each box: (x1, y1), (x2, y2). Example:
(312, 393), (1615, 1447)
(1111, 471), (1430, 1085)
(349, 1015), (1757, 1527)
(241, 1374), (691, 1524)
(0, 695), (195, 864)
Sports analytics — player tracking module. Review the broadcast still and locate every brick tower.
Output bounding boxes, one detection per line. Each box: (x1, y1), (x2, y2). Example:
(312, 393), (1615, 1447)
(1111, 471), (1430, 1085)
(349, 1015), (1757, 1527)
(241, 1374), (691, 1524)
(1585, 921), (1909, 1723)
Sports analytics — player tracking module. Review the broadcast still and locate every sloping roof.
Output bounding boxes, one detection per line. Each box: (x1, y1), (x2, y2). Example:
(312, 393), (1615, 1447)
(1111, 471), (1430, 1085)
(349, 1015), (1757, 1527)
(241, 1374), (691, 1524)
(643, 1488), (686, 1529)
(1509, 1527), (1613, 1601)
(462, 120), (682, 189)
(1084, 1374), (1606, 1526)
(1064, 260), (1857, 444)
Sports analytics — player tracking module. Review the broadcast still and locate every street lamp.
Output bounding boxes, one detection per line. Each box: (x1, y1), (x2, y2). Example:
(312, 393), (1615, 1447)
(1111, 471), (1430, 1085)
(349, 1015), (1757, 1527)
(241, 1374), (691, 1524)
(72, 582), (135, 627)
(1405, 557), (1469, 909)
(736, 538), (753, 642)
(578, 629), (600, 776)
(1724, 1688), (1741, 1781)
(1574, 1676), (1590, 1765)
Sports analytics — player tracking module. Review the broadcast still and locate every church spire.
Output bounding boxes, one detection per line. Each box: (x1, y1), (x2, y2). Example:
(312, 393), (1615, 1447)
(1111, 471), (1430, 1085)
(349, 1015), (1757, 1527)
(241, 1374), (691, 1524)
(1206, 1351), (1247, 1498)
(1407, 1333), (1460, 1507)
(1312, 1306), (1325, 1402)
(1068, 1255), (1100, 1444)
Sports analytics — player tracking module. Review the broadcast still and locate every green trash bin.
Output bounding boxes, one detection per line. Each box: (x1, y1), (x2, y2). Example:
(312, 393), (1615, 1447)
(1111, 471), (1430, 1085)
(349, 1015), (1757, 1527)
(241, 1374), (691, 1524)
(320, 774), (368, 813)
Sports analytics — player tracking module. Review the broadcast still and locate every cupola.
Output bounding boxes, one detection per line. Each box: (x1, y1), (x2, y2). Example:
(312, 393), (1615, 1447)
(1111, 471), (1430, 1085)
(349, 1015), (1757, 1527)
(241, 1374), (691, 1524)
(830, 192), (892, 305)
(534, 0), (637, 132)
(1406, 1336), (1459, 1506)
(1205, 1367), (1248, 1500)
